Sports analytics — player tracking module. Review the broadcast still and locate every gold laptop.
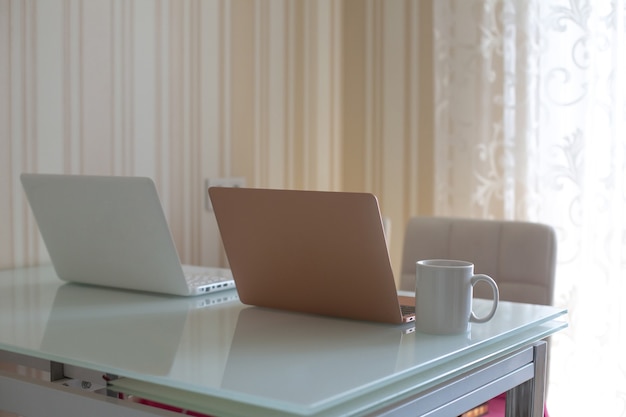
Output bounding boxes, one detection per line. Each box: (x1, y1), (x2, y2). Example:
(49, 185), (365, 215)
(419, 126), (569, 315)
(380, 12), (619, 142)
(208, 187), (415, 325)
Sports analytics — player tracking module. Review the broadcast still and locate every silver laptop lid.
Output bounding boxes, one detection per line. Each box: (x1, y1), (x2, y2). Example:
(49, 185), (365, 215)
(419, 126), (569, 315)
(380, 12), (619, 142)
(21, 173), (191, 295)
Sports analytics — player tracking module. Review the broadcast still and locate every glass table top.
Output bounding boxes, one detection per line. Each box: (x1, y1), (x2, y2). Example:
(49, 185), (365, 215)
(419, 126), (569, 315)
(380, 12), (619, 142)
(0, 266), (567, 416)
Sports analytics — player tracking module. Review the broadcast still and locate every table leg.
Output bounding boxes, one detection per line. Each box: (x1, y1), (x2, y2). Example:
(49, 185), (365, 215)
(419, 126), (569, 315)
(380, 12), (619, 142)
(505, 341), (547, 417)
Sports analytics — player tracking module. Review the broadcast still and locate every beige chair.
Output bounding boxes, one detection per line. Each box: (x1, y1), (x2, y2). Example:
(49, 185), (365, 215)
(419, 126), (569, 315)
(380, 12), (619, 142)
(400, 216), (557, 416)
(400, 217), (556, 304)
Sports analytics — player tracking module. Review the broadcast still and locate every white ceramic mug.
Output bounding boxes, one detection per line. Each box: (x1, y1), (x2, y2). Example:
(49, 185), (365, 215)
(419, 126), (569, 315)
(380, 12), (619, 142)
(415, 259), (499, 335)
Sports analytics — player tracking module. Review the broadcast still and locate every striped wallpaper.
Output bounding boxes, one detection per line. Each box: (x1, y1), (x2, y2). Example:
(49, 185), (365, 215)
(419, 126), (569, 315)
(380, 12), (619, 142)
(1, 0), (434, 282)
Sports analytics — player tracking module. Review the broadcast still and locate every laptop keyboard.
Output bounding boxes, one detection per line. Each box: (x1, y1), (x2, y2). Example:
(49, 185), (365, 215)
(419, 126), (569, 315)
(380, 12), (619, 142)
(400, 304), (415, 315)
(185, 273), (231, 286)
(182, 266), (235, 293)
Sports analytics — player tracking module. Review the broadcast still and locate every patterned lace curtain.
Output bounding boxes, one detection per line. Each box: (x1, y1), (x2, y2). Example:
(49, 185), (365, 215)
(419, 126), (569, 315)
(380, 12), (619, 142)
(432, 0), (626, 415)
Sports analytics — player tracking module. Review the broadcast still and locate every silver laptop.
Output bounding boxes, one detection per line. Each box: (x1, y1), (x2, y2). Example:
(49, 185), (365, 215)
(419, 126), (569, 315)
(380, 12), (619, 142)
(21, 173), (235, 296)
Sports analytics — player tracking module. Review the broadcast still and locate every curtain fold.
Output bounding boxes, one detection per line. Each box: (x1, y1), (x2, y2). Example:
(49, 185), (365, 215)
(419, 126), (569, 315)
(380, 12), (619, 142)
(432, 0), (626, 415)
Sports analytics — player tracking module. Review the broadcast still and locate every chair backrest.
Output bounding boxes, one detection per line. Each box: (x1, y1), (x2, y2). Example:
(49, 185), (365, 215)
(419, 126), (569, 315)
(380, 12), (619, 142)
(400, 217), (557, 306)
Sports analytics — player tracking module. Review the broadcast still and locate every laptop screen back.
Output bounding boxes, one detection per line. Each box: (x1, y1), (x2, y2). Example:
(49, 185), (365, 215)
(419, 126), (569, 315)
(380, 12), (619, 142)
(209, 187), (405, 324)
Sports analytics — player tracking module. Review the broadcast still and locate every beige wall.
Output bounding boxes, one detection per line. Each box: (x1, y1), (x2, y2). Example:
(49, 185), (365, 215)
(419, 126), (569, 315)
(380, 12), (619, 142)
(0, 0), (434, 283)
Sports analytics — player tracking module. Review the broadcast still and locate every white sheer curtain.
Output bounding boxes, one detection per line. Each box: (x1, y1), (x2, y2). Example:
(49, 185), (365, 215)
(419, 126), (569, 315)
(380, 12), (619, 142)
(432, 0), (626, 415)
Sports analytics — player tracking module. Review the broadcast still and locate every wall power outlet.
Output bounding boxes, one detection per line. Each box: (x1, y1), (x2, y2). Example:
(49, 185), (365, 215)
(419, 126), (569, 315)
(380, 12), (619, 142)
(205, 177), (246, 211)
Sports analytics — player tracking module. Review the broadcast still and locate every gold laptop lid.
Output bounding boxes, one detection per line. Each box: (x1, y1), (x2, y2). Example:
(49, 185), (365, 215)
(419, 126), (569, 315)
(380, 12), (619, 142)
(209, 187), (406, 324)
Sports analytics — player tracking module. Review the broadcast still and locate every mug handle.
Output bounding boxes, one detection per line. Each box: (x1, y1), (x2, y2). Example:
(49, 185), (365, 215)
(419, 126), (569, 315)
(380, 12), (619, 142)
(469, 274), (499, 323)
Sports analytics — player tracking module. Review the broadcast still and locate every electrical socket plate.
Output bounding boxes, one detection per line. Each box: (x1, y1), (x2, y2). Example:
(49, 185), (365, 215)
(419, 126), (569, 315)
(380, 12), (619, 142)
(205, 177), (246, 211)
